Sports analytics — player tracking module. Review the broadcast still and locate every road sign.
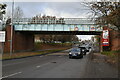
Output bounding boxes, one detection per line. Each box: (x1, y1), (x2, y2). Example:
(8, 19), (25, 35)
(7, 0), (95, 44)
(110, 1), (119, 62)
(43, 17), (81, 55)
(102, 30), (109, 46)
(0, 31), (5, 42)
(90, 26), (95, 31)
(74, 27), (79, 31)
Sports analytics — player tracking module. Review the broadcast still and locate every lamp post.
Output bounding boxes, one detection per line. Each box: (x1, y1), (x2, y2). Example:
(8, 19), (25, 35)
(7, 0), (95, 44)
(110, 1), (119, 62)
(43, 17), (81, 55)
(10, 0), (14, 56)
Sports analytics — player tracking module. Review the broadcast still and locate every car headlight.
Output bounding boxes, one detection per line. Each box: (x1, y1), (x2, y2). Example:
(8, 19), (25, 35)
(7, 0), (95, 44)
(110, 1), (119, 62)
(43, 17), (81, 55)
(78, 52), (80, 54)
(82, 49), (84, 51)
(69, 52), (72, 54)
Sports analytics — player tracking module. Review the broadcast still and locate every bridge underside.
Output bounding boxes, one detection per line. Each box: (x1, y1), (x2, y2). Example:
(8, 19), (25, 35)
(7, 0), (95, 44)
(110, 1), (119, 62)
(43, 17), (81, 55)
(15, 31), (102, 35)
(4, 25), (102, 53)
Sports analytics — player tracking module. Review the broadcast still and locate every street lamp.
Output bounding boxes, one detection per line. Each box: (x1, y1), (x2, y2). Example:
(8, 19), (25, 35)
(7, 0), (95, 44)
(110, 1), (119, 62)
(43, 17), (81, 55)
(10, 0), (14, 56)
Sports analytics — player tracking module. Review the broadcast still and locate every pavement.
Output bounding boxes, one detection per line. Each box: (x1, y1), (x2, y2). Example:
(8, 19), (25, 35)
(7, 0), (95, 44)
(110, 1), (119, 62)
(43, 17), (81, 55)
(85, 53), (118, 78)
(2, 50), (118, 79)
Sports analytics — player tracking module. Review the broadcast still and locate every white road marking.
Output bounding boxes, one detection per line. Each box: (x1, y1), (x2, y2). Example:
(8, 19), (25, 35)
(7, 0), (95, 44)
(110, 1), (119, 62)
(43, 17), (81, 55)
(36, 66), (41, 68)
(36, 62), (50, 68)
(2, 72), (22, 79)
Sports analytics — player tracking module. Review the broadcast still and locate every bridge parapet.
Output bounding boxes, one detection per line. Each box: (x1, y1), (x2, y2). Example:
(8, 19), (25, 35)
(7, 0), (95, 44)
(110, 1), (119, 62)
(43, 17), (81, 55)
(13, 18), (103, 32)
(13, 18), (95, 25)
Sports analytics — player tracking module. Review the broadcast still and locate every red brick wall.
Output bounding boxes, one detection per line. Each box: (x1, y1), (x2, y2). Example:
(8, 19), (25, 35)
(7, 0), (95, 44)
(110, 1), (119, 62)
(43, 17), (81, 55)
(4, 25), (34, 53)
(110, 30), (120, 51)
(13, 32), (34, 52)
(4, 25), (11, 53)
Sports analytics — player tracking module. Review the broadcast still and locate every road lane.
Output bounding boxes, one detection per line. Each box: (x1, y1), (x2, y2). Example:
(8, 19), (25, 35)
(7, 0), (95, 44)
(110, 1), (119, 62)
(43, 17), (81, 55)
(2, 50), (88, 78)
(2, 50), (118, 78)
(4, 55), (88, 78)
(2, 54), (66, 77)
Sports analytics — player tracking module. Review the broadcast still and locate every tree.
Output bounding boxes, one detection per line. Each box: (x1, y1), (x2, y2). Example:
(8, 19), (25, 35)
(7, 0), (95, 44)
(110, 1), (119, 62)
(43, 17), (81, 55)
(36, 34), (79, 43)
(5, 6), (24, 26)
(0, 3), (7, 30)
(31, 15), (65, 24)
(14, 6), (24, 19)
(85, 1), (120, 31)
(107, 6), (120, 30)
(0, 4), (7, 20)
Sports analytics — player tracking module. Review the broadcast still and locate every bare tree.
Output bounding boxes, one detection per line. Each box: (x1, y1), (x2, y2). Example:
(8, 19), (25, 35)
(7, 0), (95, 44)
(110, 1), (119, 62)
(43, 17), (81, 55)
(5, 6), (24, 26)
(14, 6), (24, 19)
(84, 1), (120, 31)
(0, 4), (7, 20)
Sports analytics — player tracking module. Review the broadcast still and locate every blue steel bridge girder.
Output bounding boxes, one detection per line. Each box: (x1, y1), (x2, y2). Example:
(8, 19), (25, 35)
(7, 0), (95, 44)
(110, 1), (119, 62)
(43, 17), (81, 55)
(13, 18), (103, 32)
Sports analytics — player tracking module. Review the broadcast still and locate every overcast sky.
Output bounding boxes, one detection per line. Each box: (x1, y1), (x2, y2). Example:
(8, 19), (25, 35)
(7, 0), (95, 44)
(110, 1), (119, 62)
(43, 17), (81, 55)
(3, 2), (95, 40)
(5, 2), (92, 18)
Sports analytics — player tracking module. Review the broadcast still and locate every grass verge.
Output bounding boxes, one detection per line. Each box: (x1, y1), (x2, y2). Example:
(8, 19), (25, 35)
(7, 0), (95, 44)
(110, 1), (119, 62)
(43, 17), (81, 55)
(101, 50), (120, 65)
(101, 50), (120, 57)
(2, 48), (69, 60)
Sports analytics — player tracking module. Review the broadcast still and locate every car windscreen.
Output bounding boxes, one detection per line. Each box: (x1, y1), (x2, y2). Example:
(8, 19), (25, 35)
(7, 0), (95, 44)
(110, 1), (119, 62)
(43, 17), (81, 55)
(71, 48), (80, 52)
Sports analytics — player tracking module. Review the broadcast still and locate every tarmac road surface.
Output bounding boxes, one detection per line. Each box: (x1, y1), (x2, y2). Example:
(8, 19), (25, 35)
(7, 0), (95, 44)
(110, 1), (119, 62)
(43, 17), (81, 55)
(2, 50), (118, 79)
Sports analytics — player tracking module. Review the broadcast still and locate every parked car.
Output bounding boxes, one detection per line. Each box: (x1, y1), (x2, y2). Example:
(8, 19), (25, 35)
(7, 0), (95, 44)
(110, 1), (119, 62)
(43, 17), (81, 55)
(69, 48), (83, 59)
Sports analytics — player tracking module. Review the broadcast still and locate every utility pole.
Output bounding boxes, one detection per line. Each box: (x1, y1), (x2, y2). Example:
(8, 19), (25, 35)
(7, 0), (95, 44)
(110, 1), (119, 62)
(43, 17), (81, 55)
(10, 0), (14, 56)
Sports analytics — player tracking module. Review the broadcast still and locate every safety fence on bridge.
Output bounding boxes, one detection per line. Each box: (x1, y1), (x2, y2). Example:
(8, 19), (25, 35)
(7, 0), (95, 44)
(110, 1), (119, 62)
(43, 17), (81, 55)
(13, 18), (103, 31)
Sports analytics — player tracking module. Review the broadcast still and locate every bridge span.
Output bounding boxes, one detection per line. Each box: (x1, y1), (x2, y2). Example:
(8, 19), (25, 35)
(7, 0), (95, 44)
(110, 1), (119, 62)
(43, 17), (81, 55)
(4, 18), (103, 52)
(13, 18), (102, 35)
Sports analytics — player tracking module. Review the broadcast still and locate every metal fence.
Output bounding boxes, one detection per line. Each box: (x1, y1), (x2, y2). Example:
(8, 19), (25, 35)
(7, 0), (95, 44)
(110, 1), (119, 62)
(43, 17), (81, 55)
(13, 18), (95, 25)
(13, 18), (102, 31)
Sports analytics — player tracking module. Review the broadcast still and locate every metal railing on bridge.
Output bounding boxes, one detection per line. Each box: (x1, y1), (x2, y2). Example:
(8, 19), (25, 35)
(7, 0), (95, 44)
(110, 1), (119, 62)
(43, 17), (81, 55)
(13, 18), (95, 25)
(13, 18), (103, 32)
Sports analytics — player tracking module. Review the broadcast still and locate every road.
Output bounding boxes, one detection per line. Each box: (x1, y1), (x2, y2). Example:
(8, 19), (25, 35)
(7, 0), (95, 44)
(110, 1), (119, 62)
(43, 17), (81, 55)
(2, 49), (118, 79)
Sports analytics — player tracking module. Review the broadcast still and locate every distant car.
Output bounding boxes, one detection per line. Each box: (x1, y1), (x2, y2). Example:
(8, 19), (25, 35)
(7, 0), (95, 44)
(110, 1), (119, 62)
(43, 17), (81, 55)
(79, 44), (91, 53)
(81, 48), (87, 55)
(69, 48), (83, 59)
(78, 47), (87, 55)
(85, 47), (89, 52)
(85, 45), (92, 52)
